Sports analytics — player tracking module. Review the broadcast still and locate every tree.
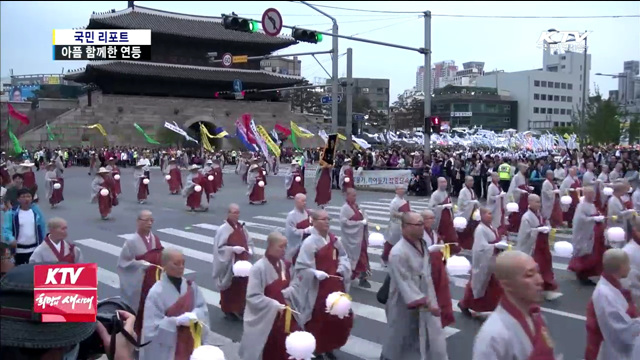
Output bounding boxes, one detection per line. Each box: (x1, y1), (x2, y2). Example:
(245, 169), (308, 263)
(289, 78), (323, 114)
(571, 89), (623, 145)
(628, 113), (640, 145)
(337, 94), (372, 128)
(550, 125), (576, 136)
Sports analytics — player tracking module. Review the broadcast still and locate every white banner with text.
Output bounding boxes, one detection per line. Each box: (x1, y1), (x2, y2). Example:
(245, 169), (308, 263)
(353, 169), (412, 191)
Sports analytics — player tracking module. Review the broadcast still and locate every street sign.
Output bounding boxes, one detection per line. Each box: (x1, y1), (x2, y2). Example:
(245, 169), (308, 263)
(232, 55), (248, 64)
(233, 79), (243, 93)
(221, 53), (232, 67)
(262, 8), (283, 37)
(353, 113), (365, 121)
(234, 92), (244, 100)
(320, 94), (343, 105)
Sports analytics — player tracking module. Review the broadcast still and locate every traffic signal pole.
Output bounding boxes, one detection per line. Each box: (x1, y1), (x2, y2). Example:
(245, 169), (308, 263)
(346, 48), (353, 152)
(423, 11), (432, 156)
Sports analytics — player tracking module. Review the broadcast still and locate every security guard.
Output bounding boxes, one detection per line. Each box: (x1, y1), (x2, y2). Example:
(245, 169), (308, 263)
(498, 159), (512, 192)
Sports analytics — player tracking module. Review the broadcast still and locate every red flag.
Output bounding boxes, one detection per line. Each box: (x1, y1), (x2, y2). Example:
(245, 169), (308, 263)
(7, 104), (29, 125)
(274, 123), (292, 137)
(241, 113), (257, 145)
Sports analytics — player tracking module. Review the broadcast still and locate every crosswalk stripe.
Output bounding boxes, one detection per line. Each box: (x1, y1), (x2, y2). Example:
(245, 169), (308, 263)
(75, 239), (195, 274)
(323, 210), (389, 223)
(361, 201), (431, 210)
(324, 205), (390, 217)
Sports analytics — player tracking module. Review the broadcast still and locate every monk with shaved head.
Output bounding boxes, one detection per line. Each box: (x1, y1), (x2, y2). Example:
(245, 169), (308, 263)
(428, 176), (459, 248)
(507, 162), (533, 232)
(457, 175), (480, 249)
(560, 165), (582, 228)
(339, 188), (371, 288)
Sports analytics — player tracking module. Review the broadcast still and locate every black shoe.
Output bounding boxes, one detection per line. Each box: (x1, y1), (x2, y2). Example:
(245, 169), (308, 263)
(578, 277), (597, 286)
(358, 278), (371, 288)
(458, 303), (472, 317)
(325, 351), (337, 360)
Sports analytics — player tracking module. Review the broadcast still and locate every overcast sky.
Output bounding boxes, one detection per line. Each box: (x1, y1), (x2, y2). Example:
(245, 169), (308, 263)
(1, 1), (638, 100)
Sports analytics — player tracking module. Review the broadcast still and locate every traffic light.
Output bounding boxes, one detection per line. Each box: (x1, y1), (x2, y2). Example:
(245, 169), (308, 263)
(222, 14), (259, 33)
(291, 28), (323, 44)
(431, 116), (441, 134)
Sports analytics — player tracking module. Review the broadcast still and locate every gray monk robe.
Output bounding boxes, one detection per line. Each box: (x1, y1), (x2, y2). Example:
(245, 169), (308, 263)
(29, 235), (83, 264)
(428, 189), (459, 248)
(382, 195), (411, 262)
(457, 186), (479, 250)
(541, 179), (563, 227)
(140, 273), (213, 360)
(339, 201), (370, 279)
(487, 181), (506, 231)
(607, 195), (634, 242)
(212, 219), (256, 315)
(473, 297), (561, 360)
(285, 208), (312, 262)
(239, 256), (300, 360)
(282, 229), (353, 355)
(381, 236), (449, 360)
(516, 210), (557, 291)
(117, 232), (164, 335)
(568, 200), (607, 280)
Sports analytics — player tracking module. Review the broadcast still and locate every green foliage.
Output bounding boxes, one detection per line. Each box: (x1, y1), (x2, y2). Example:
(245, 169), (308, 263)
(572, 89), (624, 145)
(289, 78), (323, 114)
(550, 125), (576, 135)
(628, 113), (640, 145)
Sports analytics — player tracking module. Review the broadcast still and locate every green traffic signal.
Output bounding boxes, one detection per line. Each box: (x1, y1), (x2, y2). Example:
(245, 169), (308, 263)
(250, 21), (259, 32)
(316, 33), (323, 42)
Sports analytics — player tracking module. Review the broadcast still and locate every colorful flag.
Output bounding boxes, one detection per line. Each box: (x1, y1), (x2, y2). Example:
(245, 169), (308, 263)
(274, 123), (292, 137)
(7, 103), (29, 125)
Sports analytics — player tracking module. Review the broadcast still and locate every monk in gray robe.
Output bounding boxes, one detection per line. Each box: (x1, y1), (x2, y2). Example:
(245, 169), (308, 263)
(239, 232), (301, 360)
(585, 249), (640, 360)
(105, 157), (121, 196)
(134, 160), (149, 204)
(568, 187), (607, 285)
(516, 194), (560, 300)
(607, 182), (635, 242)
(382, 186), (411, 264)
(428, 177), (459, 251)
(507, 164), (532, 232)
(283, 209), (353, 360)
(597, 165), (611, 211)
(456, 176), (480, 249)
(381, 211), (449, 360)
(91, 167), (117, 220)
(622, 217), (640, 307)
(339, 188), (371, 288)
(459, 208), (509, 318)
(29, 217), (83, 264)
(285, 161), (306, 199)
(140, 248), (213, 360)
(473, 251), (562, 359)
(339, 158), (354, 193)
(44, 162), (63, 207)
(541, 170), (563, 227)
(117, 210), (164, 336)
(560, 166), (581, 228)
(487, 172), (507, 234)
(165, 158), (183, 195)
(284, 194), (312, 263)
(212, 203), (255, 320)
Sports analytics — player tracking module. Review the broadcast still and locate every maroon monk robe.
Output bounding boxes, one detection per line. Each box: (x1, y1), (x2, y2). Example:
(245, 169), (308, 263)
(287, 212), (311, 269)
(584, 273), (639, 360)
(44, 235), (76, 263)
(0, 166), (10, 185)
(203, 171), (216, 202)
(168, 167), (182, 194)
(549, 183), (564, 228)
(508, 184), (532, 232)
(186, 174), (206, 209)
(346, 202), (370, 280)
(424, 228), (455, 328)
(213, 166), (223, 190)
(165, 281), (199, 360)
(460, 227), (504, 313)
(111, 167), (122, 195)
(137, 177), (149, 201)
(458, 188), (480, 250)
(568, 209), (607, 280)
(437, 196), (461, 254)
(263, 255), (301, 360)
(260, 167), (268, 186)
(23, 170), (38, 199)
(501, 298), (557, 359)
(49, 178), (64, 206)
(531, 213), (558, 291)
(315, 167), (332, 206)
(381, 201), (412, 263)
(287, 170), (306, 198)
(98, 177), (118, 218)
(304, 233), (354, 354)
(563, 179), (581, 228)
(133, 234), (164, 336)
(341, 167), (354, 193)
(249, 172), (266, 203)
(220, 222), (250, 314)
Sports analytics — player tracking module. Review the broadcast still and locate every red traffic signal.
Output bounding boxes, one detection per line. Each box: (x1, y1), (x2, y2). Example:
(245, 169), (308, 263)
(431, 116), (440, 126)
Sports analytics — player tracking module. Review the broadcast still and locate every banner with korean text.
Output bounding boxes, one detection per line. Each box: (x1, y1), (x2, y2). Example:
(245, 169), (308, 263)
(34, 263), (98, 322)
(353, 169), (412, 192)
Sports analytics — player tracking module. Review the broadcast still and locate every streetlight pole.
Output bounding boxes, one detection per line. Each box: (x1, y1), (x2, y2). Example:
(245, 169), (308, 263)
(299, 1), (339, 134)
(423, 11), (432, 156)
(581, 32), (588, 140)
(595, 72), (629, 104)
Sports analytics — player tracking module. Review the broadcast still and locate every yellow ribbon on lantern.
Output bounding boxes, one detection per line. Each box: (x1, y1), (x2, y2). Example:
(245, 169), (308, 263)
(284, 306), (292, 334)
(189, 320), (203, 349)
(329, 292), (353, 313)
(442, 243), (451, 261)
(549, 228), (557, 246)
(453, 204), (458, 213)
(611, 215), (618, 222)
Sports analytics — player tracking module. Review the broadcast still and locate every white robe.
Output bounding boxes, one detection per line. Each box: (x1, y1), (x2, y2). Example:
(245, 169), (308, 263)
(487, 182), (504, 230)
(117, 232), (162, 313)
(516, 210), (546, 256)
(571, 202), (599, 257)
(507, 172), (526, 203)
(456, 186), (477, 219)
(471, 223), (499, 298)
(381, 237), (448, 360)
(591, 276), (640, 360)
(211, 221), (255, 292)
(285, 208), (310, 260)
(428, 189), (452, 230)
(339, 202), (368, 269)
(44, 170), (57, 199)
(622, 240), (640, 308)
(541, 179), (557, 220)
(29, 240), (83, 264)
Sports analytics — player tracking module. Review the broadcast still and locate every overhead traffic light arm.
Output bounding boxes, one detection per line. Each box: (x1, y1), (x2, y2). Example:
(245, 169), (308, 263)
(221, 14), (259, 33)
(291, 27), (323, 44)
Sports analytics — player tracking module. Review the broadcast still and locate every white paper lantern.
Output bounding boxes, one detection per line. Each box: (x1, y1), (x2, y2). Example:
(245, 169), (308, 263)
(446, 255), (472, 276)
(506, 202), (519, 213)
(295, 176), (301, 182)
(113, 174), (120, 181)
(606, 227), (626, 243)
(472, 210), (481, 221)
(368, 232), (385, 247)
(165, 174), (171, 180)
(194, 185), (202, 192)
(53, 183), (61, 190)
(143, 178), (150, 185)
(258, 180), (265, 187)
(344, 177), (351, 183)
(560, 196), (572, 205)
(579, 196), (585, 203)
(232, 260), (252, 277)
(285, 331), (316, 360)
(553, 241), (574, 258)
(190, 345), (225, 360)
(603, 187), (613, 196)
(325, 291), (352, 319)
(453, 216), (468, 230)
(100, 188), (110, 197)
(208, 175), (214, 181)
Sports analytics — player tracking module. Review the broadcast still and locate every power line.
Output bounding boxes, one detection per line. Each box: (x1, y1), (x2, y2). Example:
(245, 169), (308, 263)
(349, 17), (421, 37)
(295, 15), (416, 27)
(297, 3), (639, 19)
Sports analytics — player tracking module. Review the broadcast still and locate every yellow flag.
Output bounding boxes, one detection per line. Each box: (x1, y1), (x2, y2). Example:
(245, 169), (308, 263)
(86, 124), (108, 137)
(257, 125), (281, 157)
(337, 133), (347, 140)
(290, 121), (314, 138)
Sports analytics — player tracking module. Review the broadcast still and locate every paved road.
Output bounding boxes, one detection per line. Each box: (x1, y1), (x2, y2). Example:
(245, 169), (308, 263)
(30, 166), (589, 360)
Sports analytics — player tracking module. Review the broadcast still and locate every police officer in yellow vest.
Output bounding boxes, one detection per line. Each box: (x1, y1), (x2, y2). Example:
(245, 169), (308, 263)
(498, 159), (512, 192)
